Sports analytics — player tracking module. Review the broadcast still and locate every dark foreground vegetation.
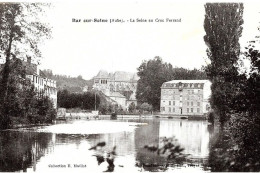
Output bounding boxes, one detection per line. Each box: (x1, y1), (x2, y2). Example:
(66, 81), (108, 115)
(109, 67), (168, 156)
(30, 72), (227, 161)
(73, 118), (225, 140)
(204, 3), (260, 171)
(0, 3), (55, 129)
(0, 58), (56, 129)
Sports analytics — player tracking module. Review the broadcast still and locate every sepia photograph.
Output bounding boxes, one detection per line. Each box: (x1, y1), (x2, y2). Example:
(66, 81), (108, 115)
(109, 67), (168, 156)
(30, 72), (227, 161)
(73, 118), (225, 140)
(0, 0), (260, 172)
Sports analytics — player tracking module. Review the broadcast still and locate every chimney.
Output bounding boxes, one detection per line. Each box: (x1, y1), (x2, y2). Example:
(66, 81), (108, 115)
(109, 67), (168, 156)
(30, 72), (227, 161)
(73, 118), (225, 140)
(27, 56), (31, 64)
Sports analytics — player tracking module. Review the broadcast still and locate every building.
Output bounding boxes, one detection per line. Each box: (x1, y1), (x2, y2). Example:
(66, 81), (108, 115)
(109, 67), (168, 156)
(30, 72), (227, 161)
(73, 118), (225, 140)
(0, 57), (57, 109)
(25, 58), (57, 108)
(93, 70), (139, 109)
(160, 80), (211, 116)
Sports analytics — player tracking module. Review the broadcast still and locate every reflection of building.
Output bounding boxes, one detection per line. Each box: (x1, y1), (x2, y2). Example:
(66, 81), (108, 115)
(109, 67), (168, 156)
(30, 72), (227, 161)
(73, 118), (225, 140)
(134, 120), (162, 166)
(159, 120), (209, 158)
(160, 80), (211, 115)
(93, 70), (139, 109)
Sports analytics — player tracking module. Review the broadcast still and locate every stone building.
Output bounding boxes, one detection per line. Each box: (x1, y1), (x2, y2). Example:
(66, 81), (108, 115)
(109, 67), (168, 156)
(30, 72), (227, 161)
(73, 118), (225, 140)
(0, 57), (57, 108)
(25, 58), (57, 108)
(93, 70), (139, 109)
(160, 80), (211, 116)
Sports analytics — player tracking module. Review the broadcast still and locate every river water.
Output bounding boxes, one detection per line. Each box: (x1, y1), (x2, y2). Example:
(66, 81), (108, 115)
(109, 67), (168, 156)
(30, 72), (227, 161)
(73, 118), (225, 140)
(0, 118), (217, 172)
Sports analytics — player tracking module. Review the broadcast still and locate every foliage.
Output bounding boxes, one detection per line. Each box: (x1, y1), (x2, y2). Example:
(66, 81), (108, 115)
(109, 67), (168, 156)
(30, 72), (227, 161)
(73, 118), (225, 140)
(208, 45), (260, 172)
(136, 57), (207, 111)
(141, 137), (188, 171)
(0, 3), (51, 129)
(0, 132), (52, 172)
(98, 102), (113, 115)
(235, 45), (260, 114)
(139, 102), (153, 113)
(204, 3), (244, 125)
(208, 112), (260, 172)
(128, 102), (136, 113)
(0, 59), (56, 129)
(42, 69), (93, 93)
(98, 102), (124, 115)
(57, 89), (100, 110)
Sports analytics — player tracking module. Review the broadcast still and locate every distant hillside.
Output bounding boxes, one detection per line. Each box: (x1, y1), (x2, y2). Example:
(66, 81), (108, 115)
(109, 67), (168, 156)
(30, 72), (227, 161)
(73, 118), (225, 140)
(42, 69), (93, 93)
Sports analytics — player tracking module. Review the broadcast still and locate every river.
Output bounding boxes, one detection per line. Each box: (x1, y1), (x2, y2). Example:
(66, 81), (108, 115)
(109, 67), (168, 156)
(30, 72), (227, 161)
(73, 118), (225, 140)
(0, 118), (217, 172)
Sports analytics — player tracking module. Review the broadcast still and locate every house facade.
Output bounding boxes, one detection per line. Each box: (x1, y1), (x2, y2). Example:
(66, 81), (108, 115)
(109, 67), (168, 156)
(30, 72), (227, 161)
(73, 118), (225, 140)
(0, 57), (57, 108)
(93, 70), (139, 109)
(160, 80), (211, 115)
(26, 74), (57, 108)
(23, 57), (57, 108)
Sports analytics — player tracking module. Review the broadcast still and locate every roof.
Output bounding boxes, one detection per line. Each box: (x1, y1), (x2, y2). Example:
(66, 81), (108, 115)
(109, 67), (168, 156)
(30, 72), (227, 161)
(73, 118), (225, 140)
(94, 70), (139, 82)
(129, 92), (136, 100)
(164, 80), (210, 84)
(108, 92), (126, 98)
(131, 73), (139, 82)
(95, 70), (110, 78)
(39, 70), (47, 78)
(113, 71), (134, 81)
(20, 59), (37, 75)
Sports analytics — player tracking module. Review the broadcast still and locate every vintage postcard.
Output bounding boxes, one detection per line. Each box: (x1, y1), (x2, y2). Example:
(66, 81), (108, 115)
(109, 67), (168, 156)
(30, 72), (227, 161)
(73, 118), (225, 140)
(0, 0), (259, 172)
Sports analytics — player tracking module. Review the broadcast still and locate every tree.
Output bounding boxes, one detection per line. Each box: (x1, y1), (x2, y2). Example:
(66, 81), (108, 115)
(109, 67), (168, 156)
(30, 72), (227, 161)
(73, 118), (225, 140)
(139, 102), (153, 113)
(136, 57), (207, 111)
(204, 3), (244, 125)
(0, 58), (55, 128)
(128, 102), (136, 113)
(0, 3), (51, 129)
(136, 57), (174, 111)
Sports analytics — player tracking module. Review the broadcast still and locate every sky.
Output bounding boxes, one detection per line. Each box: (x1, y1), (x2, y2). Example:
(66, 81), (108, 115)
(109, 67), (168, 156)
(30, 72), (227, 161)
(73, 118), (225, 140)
(36, 1), (260, 80)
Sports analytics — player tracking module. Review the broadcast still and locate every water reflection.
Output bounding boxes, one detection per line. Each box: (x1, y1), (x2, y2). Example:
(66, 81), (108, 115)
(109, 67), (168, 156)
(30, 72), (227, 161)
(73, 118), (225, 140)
(0, 131), (53, 172)
(159, 120), (210, 158)
(0, 119), (213, 172)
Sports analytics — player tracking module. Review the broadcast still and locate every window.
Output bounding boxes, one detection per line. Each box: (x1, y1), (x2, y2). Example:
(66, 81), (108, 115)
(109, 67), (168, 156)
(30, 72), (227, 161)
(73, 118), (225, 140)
(187, 102), (189, 106)
(187, 96), (190, 100)
(169, 107), (171, 112)
(197, 102), (200, 106)
(191, 102), (193, 106)
(188, 90), (190, 94)
(161, 107), (165, 111)
(173, 108), (175, 112)
(198, 90), (201, 93)
(187, 108), (189, 113)
(173, 101), (175, 105)
(169, 101), (171, 105)
(191, 108), (193, 113)
(197, 108), (200, 113)
(192, 90), (194, 94)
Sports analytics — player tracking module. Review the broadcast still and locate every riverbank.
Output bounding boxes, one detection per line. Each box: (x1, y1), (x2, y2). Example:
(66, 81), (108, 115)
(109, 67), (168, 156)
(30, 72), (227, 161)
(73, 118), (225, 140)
(11, 123), (53, 129)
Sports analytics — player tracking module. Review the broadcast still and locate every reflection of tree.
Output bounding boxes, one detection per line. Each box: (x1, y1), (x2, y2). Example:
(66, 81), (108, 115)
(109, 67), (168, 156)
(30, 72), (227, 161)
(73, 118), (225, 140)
(0, 131), (52, 172)
(89, 142), (116, 172)
(139, 137), (188, 172)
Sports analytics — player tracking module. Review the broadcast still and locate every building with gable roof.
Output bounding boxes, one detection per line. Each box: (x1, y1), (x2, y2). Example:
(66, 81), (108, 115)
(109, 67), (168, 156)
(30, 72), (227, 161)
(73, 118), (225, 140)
(93, 70), (139, 109)
(160, 80), (211, 116)
(0, 57), (57, 109)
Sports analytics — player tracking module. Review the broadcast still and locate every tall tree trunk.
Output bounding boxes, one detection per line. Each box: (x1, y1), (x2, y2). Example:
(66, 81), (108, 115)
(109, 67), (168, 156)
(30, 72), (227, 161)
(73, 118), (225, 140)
(0, 28), (14, 129)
